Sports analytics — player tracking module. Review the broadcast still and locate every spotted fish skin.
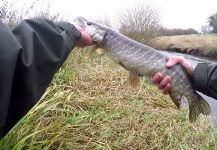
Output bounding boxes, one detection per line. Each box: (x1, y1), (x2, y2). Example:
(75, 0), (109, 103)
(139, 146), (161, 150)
(75, 17), (211, 122)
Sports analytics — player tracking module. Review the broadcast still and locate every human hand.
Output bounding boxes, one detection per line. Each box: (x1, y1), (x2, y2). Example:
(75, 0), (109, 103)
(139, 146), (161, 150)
(75, 25), (94, 47)
(151, 56), (195, 94)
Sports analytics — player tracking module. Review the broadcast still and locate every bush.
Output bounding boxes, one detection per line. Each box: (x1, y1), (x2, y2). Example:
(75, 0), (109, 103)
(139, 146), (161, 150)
(208, 12), (217, 33)
(159, 27), (198, 36)
(117, 3), (161, 44)
(0, 0), (61, 29)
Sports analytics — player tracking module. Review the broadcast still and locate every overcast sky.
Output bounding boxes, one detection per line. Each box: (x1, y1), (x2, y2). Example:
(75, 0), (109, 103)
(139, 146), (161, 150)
(8, 0), (217, 31)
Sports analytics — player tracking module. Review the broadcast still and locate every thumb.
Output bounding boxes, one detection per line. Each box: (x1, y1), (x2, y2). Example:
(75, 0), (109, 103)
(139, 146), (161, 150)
(166, 57), (179, 68)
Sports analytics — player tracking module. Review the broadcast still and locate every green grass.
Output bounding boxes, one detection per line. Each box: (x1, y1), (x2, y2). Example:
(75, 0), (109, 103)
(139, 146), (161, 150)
(0, 48), (216, 149)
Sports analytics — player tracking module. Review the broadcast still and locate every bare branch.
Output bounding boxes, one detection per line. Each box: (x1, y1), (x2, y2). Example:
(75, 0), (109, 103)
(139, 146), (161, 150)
(117, 3), (161, 44)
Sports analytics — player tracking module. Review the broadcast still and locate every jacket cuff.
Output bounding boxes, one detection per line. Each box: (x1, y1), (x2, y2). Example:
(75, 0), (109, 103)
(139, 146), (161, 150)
(55, 21), (81, 48)
(193, 63), (208, 92)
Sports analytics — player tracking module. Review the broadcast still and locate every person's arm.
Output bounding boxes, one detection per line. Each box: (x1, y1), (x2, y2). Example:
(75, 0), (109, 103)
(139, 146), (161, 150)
(0, 18), (93, 137)
(193, 63), (217, 99)
(152, 56), (217, 99)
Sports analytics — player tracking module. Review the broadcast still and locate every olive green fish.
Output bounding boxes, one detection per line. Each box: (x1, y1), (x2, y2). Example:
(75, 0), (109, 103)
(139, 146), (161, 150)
(75, 17), (211, 122)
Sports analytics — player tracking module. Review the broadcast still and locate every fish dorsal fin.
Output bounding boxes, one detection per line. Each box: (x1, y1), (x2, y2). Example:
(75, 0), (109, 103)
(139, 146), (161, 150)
(129, 71), (140, 89)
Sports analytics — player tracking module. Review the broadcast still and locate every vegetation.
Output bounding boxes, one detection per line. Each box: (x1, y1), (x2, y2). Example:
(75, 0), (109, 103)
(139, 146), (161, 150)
(0, 48), (215, 149)
(0, 0), (61, 29)
(0, 1), (216, 149)
(118, 3), (161, 44)
(159, 27), (198, 36)
(151, 34), (217, 59)
(208, 12), (217, 33)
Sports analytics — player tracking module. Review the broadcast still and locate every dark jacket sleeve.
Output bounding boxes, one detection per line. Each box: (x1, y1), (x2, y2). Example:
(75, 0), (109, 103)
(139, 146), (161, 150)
(193, 63), (217, 100)
(0, 18), (81, 137)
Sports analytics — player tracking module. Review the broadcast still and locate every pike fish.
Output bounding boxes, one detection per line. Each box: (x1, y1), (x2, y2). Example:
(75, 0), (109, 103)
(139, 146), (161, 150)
(75, 17), (211, 122)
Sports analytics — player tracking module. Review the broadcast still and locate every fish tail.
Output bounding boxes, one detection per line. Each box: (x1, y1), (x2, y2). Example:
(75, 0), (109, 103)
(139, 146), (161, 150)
(197, 93), (211, 115)
(189, 104), (200, 123)
(189, 93), (211, 122)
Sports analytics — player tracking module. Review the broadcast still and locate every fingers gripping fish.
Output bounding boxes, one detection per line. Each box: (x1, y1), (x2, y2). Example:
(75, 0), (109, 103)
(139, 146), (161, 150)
(75, 17), (211, 122)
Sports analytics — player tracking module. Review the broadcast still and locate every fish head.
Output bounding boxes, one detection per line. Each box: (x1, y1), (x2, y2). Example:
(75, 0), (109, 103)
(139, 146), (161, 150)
(74, 17), (106, 44)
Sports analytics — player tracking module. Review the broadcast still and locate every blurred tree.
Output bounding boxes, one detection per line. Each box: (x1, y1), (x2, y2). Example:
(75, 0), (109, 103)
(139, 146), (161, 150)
(159, 27), (198, 36)
(33, 3), (61, 22)
(0, 0), (19, 28)
(117, 3), (161, 44)
(0, 0), (61, 29)
(208, 12), (217, 33)
(92, 15), (113, 28)
(201, 25), (212, 34)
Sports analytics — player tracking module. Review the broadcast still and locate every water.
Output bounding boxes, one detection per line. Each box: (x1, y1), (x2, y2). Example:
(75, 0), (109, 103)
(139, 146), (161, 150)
(158, 50), (217, 126)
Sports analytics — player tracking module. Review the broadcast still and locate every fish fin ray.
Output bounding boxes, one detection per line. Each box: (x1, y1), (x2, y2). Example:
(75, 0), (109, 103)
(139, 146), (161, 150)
(129, 71), (140, 89)
(189, 104), (199, 122)
(189, 92), (211, 122)
(196, 93), (211, 115)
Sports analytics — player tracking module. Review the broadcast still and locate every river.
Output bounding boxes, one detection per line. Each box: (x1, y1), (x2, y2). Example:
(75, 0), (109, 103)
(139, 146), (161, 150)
(158, 50), (217, 126)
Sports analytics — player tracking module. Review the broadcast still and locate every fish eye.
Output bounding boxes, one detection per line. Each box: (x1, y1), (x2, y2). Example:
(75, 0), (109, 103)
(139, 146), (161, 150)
(87, 22), (92, 25)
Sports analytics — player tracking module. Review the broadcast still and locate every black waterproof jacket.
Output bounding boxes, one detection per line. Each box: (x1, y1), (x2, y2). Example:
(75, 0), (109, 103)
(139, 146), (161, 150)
(0, 18), (81, 137)
(193, 63), (217, 100)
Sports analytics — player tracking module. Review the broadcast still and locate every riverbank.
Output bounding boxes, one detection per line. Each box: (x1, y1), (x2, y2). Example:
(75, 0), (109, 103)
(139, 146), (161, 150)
(0, 48), (215, 149)
(150, 34), (217, 60)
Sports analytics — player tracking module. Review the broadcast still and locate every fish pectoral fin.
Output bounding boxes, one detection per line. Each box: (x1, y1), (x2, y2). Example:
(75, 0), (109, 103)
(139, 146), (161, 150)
(90, 46), (104, 55)
(86, 46), (104, 59)
(85, 46), (97, 59)
(129, 71), (140, 89)
(90, 46), (98, 54)
(96, 48), (105, 55)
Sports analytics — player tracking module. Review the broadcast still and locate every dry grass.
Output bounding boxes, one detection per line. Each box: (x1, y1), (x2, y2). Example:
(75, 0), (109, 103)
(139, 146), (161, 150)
(0, 48), (216, 149)
(151, 34), (217, 59)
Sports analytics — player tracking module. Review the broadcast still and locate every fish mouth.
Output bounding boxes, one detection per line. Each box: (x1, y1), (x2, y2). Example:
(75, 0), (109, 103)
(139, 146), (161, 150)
(74, 16), (106, 43)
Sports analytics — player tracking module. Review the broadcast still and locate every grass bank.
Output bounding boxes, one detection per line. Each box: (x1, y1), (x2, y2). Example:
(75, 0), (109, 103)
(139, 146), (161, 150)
(151, 34), (217, 60)
(0, 48), (216, 149)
